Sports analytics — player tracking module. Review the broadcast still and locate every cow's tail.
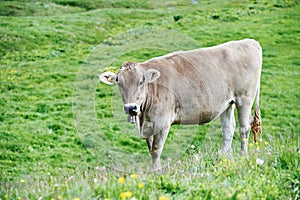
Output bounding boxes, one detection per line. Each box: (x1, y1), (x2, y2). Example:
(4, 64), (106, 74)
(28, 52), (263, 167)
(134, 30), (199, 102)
(251, 87), (262, 143)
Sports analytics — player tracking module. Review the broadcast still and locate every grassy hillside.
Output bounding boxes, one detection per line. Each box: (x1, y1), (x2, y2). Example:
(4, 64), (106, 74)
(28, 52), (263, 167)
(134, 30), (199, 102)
(0, 0), (299, 199)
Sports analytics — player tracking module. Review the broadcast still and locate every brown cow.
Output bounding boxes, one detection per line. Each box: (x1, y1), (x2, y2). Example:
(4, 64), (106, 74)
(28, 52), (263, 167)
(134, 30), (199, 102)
(99, 39), (262, 171)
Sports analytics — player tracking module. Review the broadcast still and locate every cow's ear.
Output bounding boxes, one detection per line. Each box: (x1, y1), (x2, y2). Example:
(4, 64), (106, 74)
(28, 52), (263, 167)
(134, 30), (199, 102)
(144, 69), (161, 83)
(99, 72), (117, 85)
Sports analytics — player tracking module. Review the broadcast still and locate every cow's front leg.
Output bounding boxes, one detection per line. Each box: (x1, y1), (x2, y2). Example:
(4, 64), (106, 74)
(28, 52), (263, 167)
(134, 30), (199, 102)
(150, 125), (170, 171)
(146, 136), (153, 151)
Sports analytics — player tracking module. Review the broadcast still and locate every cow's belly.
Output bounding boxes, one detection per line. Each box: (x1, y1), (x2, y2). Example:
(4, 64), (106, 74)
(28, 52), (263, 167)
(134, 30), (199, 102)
(172, 110), (220, 125)
(172, 94), (233, 125)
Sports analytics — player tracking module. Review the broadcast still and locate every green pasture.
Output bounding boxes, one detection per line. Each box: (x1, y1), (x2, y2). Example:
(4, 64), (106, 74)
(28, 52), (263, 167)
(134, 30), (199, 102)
(0, 0), (299, 199)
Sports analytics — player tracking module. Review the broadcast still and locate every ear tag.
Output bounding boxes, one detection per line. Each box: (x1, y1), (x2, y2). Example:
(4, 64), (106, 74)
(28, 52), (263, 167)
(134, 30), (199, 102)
(108, 77), (113, 83)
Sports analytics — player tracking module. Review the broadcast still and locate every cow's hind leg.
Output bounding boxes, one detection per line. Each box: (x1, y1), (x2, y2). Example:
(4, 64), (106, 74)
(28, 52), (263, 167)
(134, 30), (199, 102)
(236, 101), (253, 157)
(220, 103), (236, 157)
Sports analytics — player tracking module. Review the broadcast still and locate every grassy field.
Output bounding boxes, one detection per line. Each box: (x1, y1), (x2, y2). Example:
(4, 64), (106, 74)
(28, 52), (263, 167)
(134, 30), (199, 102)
(0, 0), (299, 199)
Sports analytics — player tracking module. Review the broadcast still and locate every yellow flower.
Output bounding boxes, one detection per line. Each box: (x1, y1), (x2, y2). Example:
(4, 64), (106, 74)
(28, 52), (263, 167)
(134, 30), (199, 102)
(104, 198), (110, 200)
(131, 173), (138, 179)
(73, 198), (80, 200)
(20, 179), (25, 184)
(17, 197), (22, 200)
(4, 195), (9, 200)
(242, 138), (247, 142)
(51, 198), (55, 200)
(249, 143), (253, 147)
(58, 196), (63, 200)
(125, 192), (132, 198)
(138, 183), (144, 189)
(264, 141), (269, 145)
(120, 192), (126, 199)
(118, 177), (125, 184)
(256, 146), (260, 150)
(159, 196), (170, 200)
(120, 191), (133, 199)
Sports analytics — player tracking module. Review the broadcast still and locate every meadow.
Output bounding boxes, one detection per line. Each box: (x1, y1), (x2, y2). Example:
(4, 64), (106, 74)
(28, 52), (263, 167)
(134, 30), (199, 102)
(0, 0), (299, 199)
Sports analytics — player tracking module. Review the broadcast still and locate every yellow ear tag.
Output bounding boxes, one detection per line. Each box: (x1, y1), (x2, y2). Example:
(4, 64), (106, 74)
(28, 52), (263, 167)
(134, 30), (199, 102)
(108, 77), (113, 83)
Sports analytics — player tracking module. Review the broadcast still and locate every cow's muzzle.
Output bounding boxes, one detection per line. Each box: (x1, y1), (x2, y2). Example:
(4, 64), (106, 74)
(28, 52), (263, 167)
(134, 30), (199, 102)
(124, 102), (140, 117)
(124, 103), (140, 123)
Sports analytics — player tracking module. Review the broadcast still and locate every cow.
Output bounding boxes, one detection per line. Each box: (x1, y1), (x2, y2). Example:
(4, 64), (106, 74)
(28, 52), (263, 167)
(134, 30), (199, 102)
(99, 39), (262, 171)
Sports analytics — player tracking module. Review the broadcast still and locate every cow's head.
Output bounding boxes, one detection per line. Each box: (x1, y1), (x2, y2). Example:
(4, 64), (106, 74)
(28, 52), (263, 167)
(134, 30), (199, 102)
(99, 62), (160, 122)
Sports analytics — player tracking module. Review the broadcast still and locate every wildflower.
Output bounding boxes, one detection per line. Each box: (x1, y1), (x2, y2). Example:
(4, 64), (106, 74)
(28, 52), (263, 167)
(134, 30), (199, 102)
(118, 177), (125, 184)
(104, 199), (110, 200)
(57, 195), (63, 200)
(177, 160), (181, 167)
(73, 198), (80, 200)
(17, 197), (22, 200)
(96, 166), (106, 172)
(256, 146), (260, 151)
(4, 195), (9, 200)
(256, 158), (264, 166)
(159, 196), (170, 200)
(51, 198), (55, 200)
(191, 144), (195, 149)
(120, 192), (126, 199)
(242, 138), (248, 142)
(249, 143), (253, 147)
(194, 154), (200, 163)
(20, 179), (25, 184)
(120, 191), (132, 199)
(138, 183), (144, 189)
(94, 178), (98, 184)
(125, 192), (132, 198)
(101, 166), (106, 172)
(131, 173), (138, 179)
(264, 141), (269, 145)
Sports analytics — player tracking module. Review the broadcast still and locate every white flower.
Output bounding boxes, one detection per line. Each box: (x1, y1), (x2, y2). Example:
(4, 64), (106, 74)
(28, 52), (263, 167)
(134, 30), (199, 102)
(256, 158), (264, 166)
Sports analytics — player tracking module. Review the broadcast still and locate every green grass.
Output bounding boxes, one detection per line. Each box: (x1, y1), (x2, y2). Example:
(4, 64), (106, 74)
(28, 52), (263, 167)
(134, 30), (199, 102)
(0, 0), (299, 199)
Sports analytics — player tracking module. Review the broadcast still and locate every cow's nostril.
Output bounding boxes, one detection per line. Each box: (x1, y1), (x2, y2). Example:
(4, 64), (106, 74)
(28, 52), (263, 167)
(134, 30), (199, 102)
(132, 105), (137, 111)
(129, 105), (138, 116)
(124, 103), (139, 116)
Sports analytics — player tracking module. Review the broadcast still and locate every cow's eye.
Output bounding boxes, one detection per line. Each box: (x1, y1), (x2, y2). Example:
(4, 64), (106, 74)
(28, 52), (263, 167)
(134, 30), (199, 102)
(138, 76), (145, 86)
(138, 80), (143, 86)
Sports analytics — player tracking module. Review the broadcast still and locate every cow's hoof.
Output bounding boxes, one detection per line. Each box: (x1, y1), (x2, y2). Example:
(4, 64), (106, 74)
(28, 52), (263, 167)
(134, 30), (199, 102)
(239, 151), (249, 159)
(150, 163), (162, 173)
(218, 148), (233, 160)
